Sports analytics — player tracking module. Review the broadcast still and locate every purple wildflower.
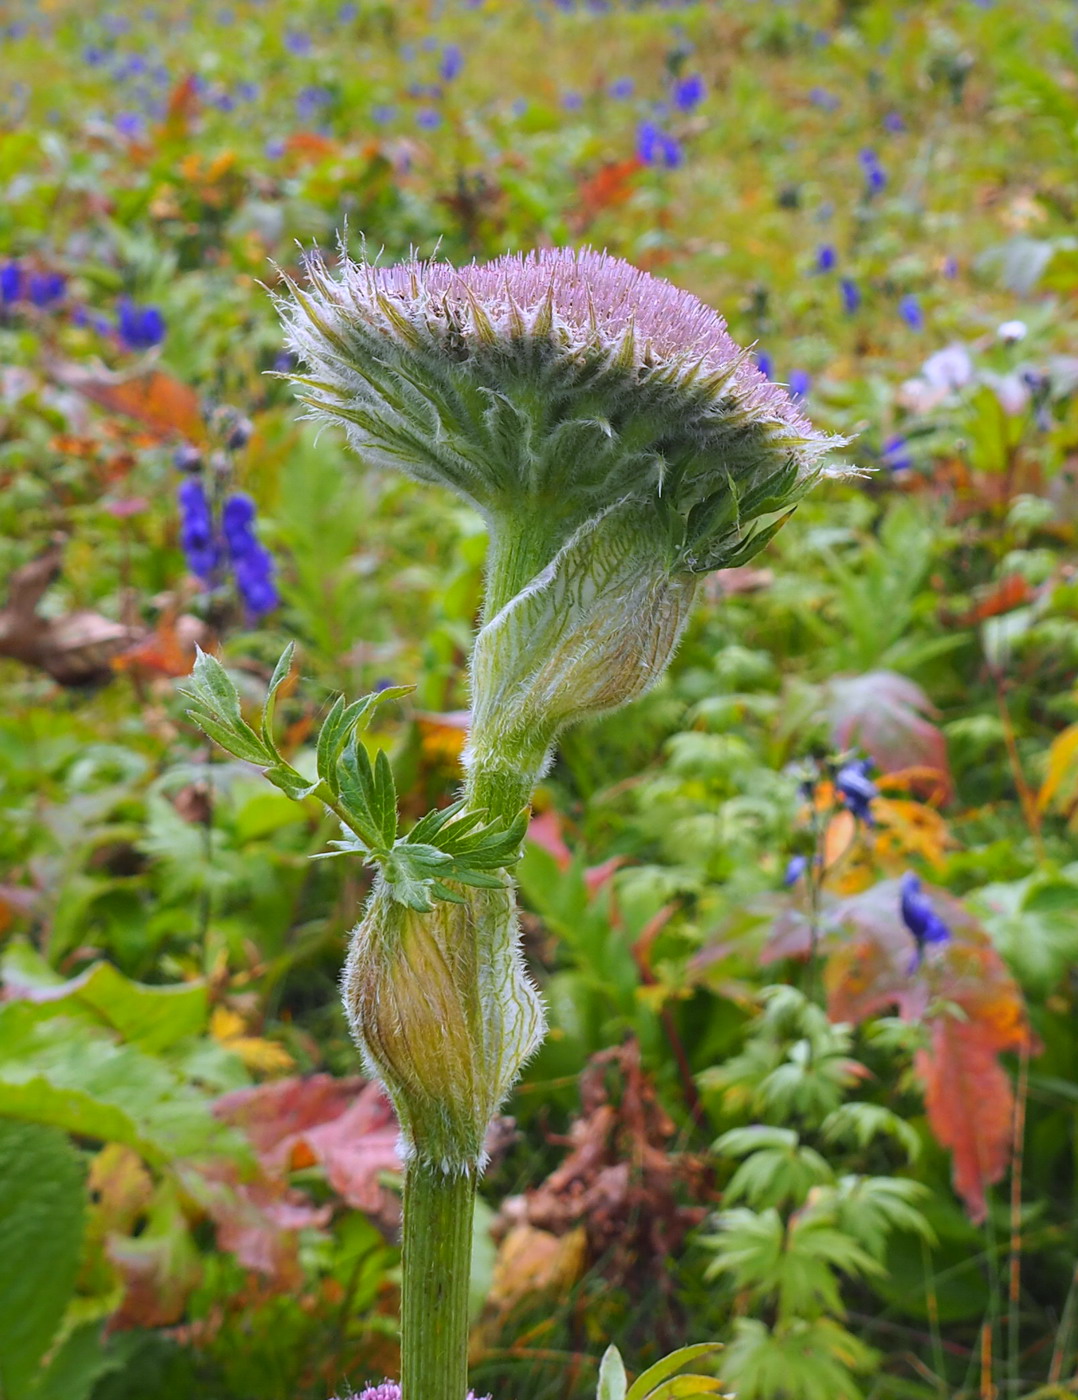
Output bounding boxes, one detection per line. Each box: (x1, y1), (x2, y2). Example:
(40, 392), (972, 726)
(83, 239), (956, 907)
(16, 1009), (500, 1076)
(883, 111), (906, 133)
(859, 148), (886, 193)
(899, 294), (924, 330)
(881, 435), (913, 472)
(416, 108), (441, 130)
(562, 91), (583, 110)
(178, 478), (220, 581)
(609, 77), (634, 99)
(900, 872), (952, 968)
(439, 43), (463, 80)
(0, 262), (21, 304)
(284, 30), (312, 55)
(27, 272), (66, 307)
(637, 120), (682, 168)
(788, 369), (811, 399)
(816, 244), (837, 273)
(783, 854), (808, 887)
(809, 87), (840, 111)
(223, 493), (278, 617)
(835, 759), (877, 823)
(755, 351), (772, 379)
(117, 299), (166, 350)
(840, 277), (861, 314)
(672, 72), (705, 111)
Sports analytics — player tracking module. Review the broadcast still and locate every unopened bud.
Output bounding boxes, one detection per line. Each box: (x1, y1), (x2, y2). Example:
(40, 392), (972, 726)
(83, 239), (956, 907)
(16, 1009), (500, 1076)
(342, 877), (543, 1171)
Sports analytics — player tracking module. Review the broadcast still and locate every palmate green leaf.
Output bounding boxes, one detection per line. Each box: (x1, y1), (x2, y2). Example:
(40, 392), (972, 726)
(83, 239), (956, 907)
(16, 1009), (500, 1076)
(721, 1317), (876, 1400)
(820, 1102), (921, 1163)
(625, 1344), (725, 1400)
(0, 1119), (86, 1400)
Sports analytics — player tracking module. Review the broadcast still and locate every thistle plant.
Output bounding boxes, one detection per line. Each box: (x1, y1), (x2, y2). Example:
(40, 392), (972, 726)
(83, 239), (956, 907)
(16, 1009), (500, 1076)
(187, 246), (843, 1400)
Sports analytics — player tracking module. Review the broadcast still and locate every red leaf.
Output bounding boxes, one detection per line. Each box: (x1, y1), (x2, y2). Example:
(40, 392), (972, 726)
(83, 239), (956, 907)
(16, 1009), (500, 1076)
(827, 670), (953, 804)
(56, 365), (206, 443)
(916, 1017), (1015, 1224)
(574, 157), (642, 228)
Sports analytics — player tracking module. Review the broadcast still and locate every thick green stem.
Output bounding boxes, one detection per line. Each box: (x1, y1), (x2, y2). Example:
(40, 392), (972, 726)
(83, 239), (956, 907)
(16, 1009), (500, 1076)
(401, 1161), (477, 1400)
(482, 509), (567, 618)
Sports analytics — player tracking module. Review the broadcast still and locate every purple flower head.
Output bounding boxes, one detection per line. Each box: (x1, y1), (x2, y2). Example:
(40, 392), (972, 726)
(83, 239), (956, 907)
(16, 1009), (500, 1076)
(178, 478), (220, 580)
(115, 111), (145, 138)
(809, 87), (840, 111)
(835, 759), (877, 823)
(815, 244), (837, 274)
(416, 107), (441, 130)
(883, 111), (906, 133)
(562, 90), (583, 111)
(0, 262), (22, 304)
(223, 493), (278, 617)
(673, 72), (705, 111)
(117, 299), (166, 350)
(637, 120), (682, 168)
(28, 272), (66, 307)
(783, 854), (807, 887)
(900, 872), (952, 968)
(285, 30), (312, 55)
(899, 294), (924, 331)
(881, 434), (913, 472)
(859, 148), (886, 193)
(439, 43), (463, 81)
(222, 491), (257, 551)
(840, 277), (861, 314)
(609, 77), (634, 99)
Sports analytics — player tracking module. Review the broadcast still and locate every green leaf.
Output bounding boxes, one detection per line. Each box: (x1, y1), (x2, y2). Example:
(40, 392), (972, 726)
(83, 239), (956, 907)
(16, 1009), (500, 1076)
(338, 740), (388, 852)
(597, 1345), (628, 1400)
(181, 648), (271, 765)
(260, 642), (296, 752)
(0, 1119), (86, 1399)
(372, 747), (399, 848)
(261, 762), (320, 801)
(626, 1344), (725, 1400)
(31, 1320), (121, 1400)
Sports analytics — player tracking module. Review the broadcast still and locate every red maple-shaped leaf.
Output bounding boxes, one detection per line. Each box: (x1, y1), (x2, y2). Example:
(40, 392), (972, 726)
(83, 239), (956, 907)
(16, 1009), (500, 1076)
(827, 670), (953, 804)
(824, 879), (1033, 1222)
(916, 1017), (1016, 1225)
(214, 1074), (401, 1222)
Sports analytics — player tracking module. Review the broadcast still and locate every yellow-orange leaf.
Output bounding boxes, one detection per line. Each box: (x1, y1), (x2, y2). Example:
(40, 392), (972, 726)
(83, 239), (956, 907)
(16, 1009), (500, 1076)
(1038, 723), (1078, 815)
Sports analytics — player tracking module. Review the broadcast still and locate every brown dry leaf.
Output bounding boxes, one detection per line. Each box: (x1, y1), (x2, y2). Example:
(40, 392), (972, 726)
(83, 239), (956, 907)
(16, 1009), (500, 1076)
(489, 1224), (588, 1313)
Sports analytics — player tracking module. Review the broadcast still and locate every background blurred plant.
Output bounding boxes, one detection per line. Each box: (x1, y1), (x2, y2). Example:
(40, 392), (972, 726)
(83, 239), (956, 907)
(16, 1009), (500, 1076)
(2, 0), (1078, 1397)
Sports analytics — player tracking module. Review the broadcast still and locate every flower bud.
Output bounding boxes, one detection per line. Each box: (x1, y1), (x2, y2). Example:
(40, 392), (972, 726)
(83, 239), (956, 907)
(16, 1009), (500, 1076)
(342, 876), (544, 1171)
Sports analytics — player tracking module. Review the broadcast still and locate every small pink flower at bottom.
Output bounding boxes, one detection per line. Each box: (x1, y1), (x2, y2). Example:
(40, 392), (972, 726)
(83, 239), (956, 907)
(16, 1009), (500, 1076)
(340, 1386), (490, 1400)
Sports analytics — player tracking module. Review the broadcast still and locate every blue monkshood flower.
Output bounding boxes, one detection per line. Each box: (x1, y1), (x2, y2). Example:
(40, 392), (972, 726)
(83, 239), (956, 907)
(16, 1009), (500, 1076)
(0, 262), (21, 303)
(223, 493), (279, 617)
(609, 77), (634, 99)
(755, 351), (772, 379)
(27, 272), (66, 307)
(178, 478), (220, 581)
(900, 872), (952, 968)
(562, 91), (583, 111)
(416, 108), (441, 130)
(439, 43), (463, 80)
(859, 148), (886, 193)
(115, 112), (145, 138)
(840, 277), (861, 314)
(835, 759), (877, 823)
(117, 299), (166, 350)
(673, 72), (706, 111)
(883, 111), (906, 133)
(899, 294), (924, 330)
(284, 30), (312, 55)
(882, 434), (913, 472)
(265, 138), (286, 158)
(783, 854), (808, 886)
(370, 104), (395, 124)
(788, 369), (811, 399)
(816, 244), (837, 273)
(637, 120), (682, 168)
(944, 257), (958, 279)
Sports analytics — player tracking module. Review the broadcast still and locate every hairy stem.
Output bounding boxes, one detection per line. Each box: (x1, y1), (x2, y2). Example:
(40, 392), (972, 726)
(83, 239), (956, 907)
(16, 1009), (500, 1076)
(401, 1161), (477, 1400)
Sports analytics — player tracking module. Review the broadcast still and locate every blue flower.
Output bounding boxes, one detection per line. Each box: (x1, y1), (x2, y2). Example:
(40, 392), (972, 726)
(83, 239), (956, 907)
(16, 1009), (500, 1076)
(178, 478), (220, 581)
(787, 369), (811, 399)
(284, 30), (312, 55)
(809, 87), (840, 111)
(816, 244), (837, 273)
(755, 351), (772, 380)
(637, 120), (682, 168)
(859, 148), (886, 193)
(899, 294), (924, 330)
(0, 262), (21, 304)
(117, 299), (166, 350)
(609, 77), (634, 99)
(562, 91), (583, 111)
(416, 108), (441, 130)
(439, 43), (463, 81)
(883, 111), (906, 133)
(900, 872), (952, 968)
(840, 277), (861, 314)
(783, 854), (807, 886)
(27, 272), (66, 307)
(835, 759), (877, 823)
(223, 493), (279, 617)
(882, 434), (912, 472)
(672, 73), (705, 112)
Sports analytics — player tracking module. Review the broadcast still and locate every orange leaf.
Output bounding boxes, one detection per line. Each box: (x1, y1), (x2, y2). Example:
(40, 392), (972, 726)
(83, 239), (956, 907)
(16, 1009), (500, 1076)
(59, 366), (205, 443)
(574, 157), (642, 227)
(916, 1016), (1015, 1224)
(961, 574), (1033, 624)
(1038, 723), (1078, 815)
